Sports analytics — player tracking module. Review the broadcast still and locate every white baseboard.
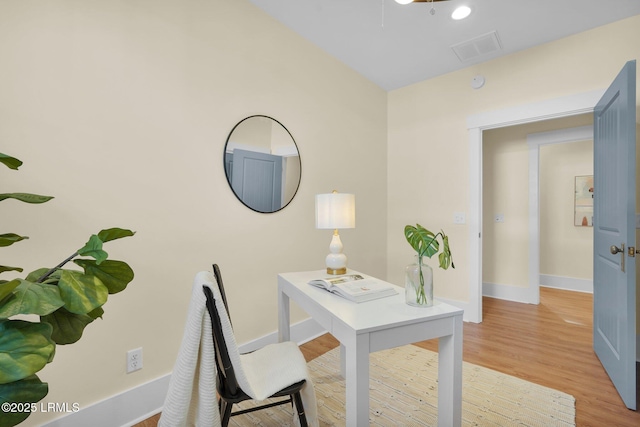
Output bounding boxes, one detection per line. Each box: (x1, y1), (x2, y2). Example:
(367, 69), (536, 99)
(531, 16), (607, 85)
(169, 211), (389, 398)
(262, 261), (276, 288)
(482, 282), (535, 304)
(539, 274), (593, 293)
(41, 374), (170, 427)
(41, 317), (325, 427)
(483, 276), (593, 304)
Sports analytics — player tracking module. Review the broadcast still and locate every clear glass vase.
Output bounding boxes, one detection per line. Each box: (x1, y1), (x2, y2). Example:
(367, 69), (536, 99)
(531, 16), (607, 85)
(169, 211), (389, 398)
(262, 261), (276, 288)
(405, 255), (433, 307)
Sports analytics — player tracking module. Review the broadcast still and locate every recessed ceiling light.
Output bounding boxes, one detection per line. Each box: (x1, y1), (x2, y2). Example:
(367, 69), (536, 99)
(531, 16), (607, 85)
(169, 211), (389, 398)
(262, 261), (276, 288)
(395, 0), (414, 4)
(451, 5), (471, 20)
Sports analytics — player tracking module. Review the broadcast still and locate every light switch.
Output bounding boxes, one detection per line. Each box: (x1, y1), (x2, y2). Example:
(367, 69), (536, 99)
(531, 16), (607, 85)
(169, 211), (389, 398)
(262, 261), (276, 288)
(453, 212), (466, 224)
(495, 214), (505, 223)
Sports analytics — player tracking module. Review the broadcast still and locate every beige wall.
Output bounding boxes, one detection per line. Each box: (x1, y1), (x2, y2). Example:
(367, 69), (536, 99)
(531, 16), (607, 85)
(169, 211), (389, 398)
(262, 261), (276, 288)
(387, 15), (640, 303)
(0, 0), (387, 424)
(482, 126), (530, 288)
(481, 115), (593, 288)
(540, 139), (594, 279)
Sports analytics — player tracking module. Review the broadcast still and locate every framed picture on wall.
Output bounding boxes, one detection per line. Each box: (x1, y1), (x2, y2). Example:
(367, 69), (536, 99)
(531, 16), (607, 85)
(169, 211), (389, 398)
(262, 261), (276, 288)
(574, 175), (594, 227)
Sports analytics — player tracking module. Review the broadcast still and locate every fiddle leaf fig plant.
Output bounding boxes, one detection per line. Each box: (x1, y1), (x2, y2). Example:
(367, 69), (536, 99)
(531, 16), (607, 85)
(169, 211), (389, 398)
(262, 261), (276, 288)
(0, 152), (135, 427)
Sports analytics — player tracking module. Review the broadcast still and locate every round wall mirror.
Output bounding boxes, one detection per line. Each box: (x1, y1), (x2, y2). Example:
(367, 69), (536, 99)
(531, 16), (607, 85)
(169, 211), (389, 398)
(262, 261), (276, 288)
(223, 115), (301, 213)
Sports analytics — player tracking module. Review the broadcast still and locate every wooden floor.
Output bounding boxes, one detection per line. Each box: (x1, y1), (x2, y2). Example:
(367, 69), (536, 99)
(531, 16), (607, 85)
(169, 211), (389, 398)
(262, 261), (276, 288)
(135, 288), (639, 426)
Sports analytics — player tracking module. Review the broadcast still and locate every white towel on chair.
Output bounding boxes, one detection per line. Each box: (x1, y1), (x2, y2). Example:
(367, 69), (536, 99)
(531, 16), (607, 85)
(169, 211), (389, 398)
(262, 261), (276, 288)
(159, 271), (318, 427)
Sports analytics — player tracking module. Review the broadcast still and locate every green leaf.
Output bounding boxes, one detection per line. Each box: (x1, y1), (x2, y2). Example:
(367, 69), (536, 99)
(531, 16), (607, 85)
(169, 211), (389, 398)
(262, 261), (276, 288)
(24, 268), (61, 286)
(97, 228), (135, 243)
(77, 234), (108, 264)
(0, 320), (55, 384)
(0, 234), (28, 247)
(74, 259), (134, 294)
(40, 307), (96, 345)
(0, 280), (20, 305)
(88, 306), (104, 320)
(0, 266), (23, 274)
(24, 268), (50, 283)
(0, 375), (48, 427)
(404, 224), (438, 258)
(0, 153), (23, 170)
(405, 225), (454, 270)
(0, 193), (53, 204)
(438, 233), (455, 270)
(0, 280), (64, 319)
(57, 270), (108, 315)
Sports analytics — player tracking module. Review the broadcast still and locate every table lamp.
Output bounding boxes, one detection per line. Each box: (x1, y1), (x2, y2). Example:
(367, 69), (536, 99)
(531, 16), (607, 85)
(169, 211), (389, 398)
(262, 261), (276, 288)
(315, 191), (355, 275)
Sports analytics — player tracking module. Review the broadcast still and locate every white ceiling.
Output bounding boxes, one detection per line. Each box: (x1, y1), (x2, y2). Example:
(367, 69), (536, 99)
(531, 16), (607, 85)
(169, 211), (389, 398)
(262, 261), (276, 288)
(248, 0), (640, 91)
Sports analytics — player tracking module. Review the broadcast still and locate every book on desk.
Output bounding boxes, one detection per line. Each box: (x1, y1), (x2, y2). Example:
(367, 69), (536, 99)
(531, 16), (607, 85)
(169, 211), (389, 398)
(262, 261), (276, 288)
(307, 274), (397, 303)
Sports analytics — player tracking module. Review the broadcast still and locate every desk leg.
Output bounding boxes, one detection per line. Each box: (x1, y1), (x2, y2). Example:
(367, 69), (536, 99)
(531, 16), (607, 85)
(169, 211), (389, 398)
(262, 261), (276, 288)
(277, 286), (290, 343)
(437, 314), (463, 427)
(340, 344), (346, 378)
(345, 334), (370, 427)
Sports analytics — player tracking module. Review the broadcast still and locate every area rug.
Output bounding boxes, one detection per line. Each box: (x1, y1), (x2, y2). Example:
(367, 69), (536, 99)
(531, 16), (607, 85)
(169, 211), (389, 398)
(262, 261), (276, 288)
(229, 345), (575, 426)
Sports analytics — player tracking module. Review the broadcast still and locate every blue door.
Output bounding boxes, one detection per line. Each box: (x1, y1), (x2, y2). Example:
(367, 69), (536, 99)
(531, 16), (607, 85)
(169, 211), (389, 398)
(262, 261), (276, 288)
(231, 149), (284, 213)
(593, 60), (636, 410)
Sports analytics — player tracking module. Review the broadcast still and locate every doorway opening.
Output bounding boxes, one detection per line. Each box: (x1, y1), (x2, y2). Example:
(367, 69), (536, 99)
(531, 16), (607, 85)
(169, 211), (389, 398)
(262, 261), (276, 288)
(466, 89), (604, 323)
(481, 116), (594, 306)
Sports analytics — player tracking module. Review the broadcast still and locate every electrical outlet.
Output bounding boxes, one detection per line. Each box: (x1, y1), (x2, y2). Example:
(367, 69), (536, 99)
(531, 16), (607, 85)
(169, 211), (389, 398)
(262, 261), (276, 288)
(494, 214), (505, 223)
(127, 348), (143, 373)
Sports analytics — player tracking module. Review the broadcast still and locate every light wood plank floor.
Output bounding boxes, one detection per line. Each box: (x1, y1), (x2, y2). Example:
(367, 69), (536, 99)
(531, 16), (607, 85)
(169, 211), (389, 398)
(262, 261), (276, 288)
(135, 288), (639, 426)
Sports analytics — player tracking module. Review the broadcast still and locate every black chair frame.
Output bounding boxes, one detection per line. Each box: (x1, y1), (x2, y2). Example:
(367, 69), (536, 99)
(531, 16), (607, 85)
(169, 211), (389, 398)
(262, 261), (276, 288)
(203, 264), (308, 427)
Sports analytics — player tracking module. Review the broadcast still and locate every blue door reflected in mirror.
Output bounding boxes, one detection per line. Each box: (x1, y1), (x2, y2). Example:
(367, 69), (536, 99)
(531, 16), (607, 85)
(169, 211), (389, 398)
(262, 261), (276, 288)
(224, 115), (301, 213)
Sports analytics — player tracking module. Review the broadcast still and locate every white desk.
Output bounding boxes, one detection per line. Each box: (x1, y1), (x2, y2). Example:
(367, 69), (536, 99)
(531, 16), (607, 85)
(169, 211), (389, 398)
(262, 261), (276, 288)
(277, 270), (463, 427)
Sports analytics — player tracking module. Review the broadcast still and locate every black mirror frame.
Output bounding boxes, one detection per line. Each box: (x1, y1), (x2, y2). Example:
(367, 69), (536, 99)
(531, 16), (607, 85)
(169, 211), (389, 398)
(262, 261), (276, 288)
(223, 115), (302, 214)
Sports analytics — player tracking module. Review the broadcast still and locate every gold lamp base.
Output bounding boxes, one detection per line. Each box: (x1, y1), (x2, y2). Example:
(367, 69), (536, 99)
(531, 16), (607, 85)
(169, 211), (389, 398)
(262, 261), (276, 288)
(326, 267), (347, 275)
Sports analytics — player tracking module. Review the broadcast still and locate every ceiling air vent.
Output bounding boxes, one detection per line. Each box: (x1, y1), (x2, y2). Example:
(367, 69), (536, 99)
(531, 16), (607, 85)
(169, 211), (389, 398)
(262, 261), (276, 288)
(451, 31), (502, 62)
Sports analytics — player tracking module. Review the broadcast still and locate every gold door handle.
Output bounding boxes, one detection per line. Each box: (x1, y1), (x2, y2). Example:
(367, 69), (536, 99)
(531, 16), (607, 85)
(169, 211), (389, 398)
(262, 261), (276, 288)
(610, 244), (625, 272)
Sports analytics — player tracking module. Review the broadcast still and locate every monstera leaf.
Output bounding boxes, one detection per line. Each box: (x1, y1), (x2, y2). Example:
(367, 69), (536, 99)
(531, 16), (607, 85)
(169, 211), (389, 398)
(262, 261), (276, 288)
(404, 224), (438, 257)
(404, 224), (454, 270)
(438, 234), (454, 269)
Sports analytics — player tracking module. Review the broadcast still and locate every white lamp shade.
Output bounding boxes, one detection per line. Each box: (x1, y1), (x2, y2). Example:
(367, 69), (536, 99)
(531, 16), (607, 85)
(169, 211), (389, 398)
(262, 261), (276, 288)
(315, 193), (355, 229)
